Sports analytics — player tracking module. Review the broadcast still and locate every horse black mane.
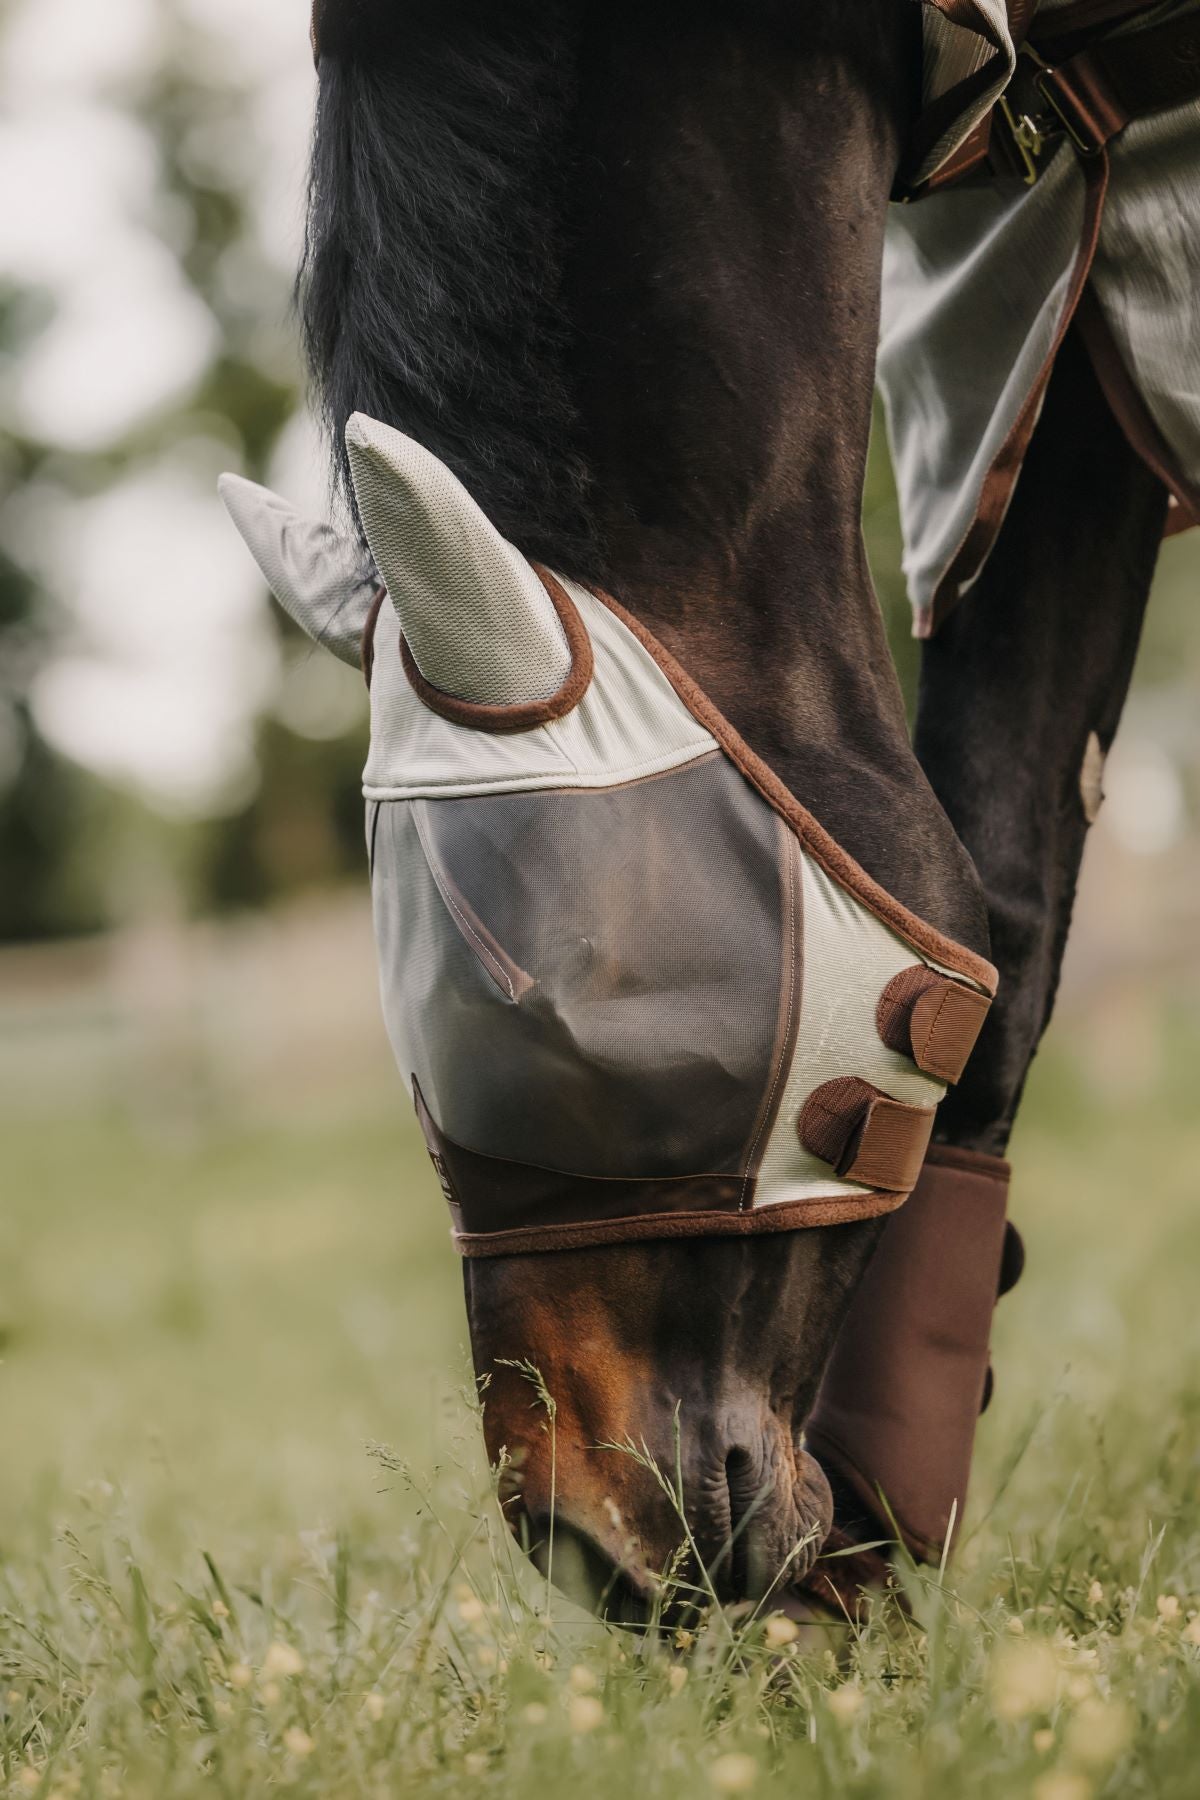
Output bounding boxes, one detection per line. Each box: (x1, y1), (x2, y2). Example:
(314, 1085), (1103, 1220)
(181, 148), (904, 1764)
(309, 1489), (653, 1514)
(298, 2), (598, 575)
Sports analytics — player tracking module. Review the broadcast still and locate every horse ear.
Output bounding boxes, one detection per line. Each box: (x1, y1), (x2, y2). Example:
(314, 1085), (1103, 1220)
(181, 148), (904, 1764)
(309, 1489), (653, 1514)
(218, 473), (377, 667)
(345, 413), (572, 706)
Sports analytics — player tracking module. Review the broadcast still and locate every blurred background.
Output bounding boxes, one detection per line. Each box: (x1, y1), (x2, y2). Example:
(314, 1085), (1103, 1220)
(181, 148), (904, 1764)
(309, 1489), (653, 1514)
(2, 0), (1198, 1558)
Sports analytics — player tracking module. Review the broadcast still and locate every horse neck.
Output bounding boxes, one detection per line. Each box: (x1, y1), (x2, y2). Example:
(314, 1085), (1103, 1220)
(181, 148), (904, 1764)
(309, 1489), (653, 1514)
(565, 2), (988, 951)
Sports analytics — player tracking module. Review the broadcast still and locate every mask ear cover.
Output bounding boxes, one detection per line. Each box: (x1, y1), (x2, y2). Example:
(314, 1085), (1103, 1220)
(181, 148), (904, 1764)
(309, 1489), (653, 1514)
(345, 413), (588, 723)
(217, 473), (378, 668)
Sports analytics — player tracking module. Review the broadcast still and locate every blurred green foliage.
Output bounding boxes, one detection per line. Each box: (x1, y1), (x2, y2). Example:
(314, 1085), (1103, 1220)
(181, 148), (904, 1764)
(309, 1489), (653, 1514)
(1, 6), (1197, 947)
(0, 8), (367, 943)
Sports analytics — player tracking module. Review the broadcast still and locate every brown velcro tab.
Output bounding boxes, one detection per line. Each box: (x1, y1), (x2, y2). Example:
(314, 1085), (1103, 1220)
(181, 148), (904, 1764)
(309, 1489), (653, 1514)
(876, 966), (990, 1085)
(797, 1076), (934, 1194)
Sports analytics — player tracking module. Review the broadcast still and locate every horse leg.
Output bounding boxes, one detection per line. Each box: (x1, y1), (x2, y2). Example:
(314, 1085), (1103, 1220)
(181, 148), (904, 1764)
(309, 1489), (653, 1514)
(806, 327), (1169, 1577)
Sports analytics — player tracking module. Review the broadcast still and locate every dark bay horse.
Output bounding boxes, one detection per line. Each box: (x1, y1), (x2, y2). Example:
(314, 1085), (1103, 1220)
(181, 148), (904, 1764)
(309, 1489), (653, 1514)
(261, 0), (1167, 1616)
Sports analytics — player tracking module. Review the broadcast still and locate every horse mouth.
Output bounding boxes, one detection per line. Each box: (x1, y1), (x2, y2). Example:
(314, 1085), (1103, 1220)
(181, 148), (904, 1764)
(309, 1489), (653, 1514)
(510, 1446), (832, 1624)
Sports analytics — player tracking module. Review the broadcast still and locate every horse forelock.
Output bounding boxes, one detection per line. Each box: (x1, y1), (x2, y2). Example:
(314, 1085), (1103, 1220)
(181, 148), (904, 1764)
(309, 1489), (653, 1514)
(298, 3), (600, 578)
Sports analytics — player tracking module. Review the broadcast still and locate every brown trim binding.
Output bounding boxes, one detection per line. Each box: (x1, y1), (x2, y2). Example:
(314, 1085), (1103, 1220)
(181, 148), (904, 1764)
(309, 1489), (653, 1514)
(361, 588), (386, 688)
(411, 1077), (908, 1256)
(398, 566), (595, 733)
(921, 150), (1110, 636)
(1075, 287), (1200, 536)
(454, 1190), (907, 1257)
(589, 587), (998, 994)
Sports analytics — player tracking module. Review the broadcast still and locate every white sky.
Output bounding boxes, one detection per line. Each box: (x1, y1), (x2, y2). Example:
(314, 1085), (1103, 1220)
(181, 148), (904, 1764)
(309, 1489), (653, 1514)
(0, 0), (341, 815)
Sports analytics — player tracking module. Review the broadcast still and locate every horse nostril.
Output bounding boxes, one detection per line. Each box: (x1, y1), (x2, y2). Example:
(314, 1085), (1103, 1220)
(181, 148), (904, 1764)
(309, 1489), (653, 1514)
(723, 1445), (763, 1597)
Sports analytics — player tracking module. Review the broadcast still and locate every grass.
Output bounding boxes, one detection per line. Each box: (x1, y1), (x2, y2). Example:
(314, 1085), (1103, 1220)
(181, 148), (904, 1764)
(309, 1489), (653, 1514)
(2, 1019), (1200, 1797)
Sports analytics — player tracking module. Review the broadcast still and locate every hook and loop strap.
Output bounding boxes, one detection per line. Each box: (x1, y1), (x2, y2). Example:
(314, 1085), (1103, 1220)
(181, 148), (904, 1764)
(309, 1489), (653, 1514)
(797, 1077), (935, 1192)
(876, 966), (991, 1084)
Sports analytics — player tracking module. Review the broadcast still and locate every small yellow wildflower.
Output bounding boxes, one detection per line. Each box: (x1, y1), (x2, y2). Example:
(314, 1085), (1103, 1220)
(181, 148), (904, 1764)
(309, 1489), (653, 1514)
(464, 1752), (488, 1776)
(7, 1690), (21, 1704)
(521, 1702), (548, 1726)
(1064, 1697), (1133, 1769)
(569, 1664), (598, 1694)
(457, 1595), (486, 1625)
(709, 1752), (759, 1793)
(827, 1683), (865, 1724)
(260, 1681), (282, 1707)
(363, 1691), (385, 1722)
(1033, 1728), (1055, 1754)
(990, 1639), (1061, 1721)
(228, 1663), (253, 1690)
(476, 1645), (497, 1670)
(764, 1615), (799, 1649)
(18, 1771), (42, 1793)
(1006, 1616), (1025, 1635)
(567, 1694), (604, 1734)
(1181, 1618), (1200, 1648)
(263, 1641), (304, 1678)
(668, 1664), (688, 1694)
(283, 1726), (315, 1757)
(675, 1628), (695, 1651)
(1087, 1581), (1104, 1607)
(1156, 1595), (1181, 1624)
(1066, 1674), (1094, 1702)
(212, 1600), (229, 1619)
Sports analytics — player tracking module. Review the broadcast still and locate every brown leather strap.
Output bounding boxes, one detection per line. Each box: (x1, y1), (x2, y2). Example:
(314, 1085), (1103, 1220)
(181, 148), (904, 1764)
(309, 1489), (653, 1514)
(922, 0), (1197, 199)
(1036, 15), (1200, 157)
(806, 1143), (1011, 1561)
(797, 1077), (935, 1192)
(1007, 0), (1039, 48)
(876, 967), (991, 1082)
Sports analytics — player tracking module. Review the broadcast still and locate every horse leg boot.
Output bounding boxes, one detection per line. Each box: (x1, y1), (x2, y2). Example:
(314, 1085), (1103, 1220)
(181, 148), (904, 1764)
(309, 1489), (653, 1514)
(805, 327), (1168, 1594)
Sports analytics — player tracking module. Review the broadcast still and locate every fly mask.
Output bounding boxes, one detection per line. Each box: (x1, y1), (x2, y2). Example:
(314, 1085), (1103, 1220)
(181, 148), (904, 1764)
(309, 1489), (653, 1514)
(220, 415), (998, 1259)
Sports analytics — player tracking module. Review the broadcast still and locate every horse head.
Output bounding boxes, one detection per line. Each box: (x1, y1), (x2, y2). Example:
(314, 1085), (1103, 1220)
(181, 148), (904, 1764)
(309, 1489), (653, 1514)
(222, 399), (995, 1614)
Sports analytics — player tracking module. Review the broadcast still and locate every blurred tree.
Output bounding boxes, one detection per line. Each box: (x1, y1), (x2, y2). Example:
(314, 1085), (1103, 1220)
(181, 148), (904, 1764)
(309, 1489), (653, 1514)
(0, 5), (368, 943)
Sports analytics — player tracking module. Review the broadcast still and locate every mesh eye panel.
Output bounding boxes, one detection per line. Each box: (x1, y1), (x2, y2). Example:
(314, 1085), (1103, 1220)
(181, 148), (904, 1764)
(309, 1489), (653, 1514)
(371, 752), (791, 1183)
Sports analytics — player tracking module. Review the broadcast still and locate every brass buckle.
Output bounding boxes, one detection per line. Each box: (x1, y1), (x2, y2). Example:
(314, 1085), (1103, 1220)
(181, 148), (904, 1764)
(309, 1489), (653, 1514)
(998, 94), (1053, 185)
(997, 43), (1096, 186)
(1034, 65), (1107, 159)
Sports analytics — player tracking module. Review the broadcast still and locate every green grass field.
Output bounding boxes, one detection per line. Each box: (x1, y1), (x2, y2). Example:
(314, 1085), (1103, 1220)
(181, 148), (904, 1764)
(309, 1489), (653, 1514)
(3, 1018), (1200, 1798)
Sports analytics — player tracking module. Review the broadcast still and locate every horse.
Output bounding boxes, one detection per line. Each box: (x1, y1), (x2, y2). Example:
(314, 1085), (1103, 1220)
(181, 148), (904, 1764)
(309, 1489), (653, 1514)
(219, 0), (1189, 1620)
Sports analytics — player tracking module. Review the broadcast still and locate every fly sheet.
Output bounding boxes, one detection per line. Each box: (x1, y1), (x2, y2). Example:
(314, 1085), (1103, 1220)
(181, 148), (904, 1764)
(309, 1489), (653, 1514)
(220, 418), (996, 1256)
(888, 0), (1200, 633)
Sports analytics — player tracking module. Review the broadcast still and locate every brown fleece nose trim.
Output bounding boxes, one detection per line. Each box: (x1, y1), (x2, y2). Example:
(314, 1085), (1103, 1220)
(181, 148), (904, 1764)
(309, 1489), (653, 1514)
(797, 1076), (934, 1192)
(876, 966), (990, 1083)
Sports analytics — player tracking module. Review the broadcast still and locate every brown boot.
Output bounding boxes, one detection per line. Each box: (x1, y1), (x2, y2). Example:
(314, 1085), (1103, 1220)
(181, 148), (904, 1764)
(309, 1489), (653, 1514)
(803, 1145), (1019, 1586)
